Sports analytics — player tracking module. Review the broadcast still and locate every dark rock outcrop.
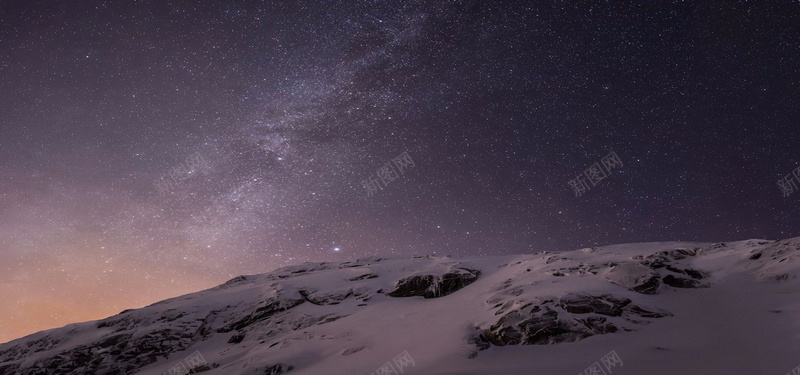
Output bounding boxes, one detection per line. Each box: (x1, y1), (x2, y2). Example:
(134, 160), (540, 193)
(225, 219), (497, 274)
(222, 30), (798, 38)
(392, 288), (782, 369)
(636, 249), (699, 269)
(388, 268), (480, 298)
(474, 294), (671, 353)
(665, 266), (709, 280)
(263, 363), (294, 374)
(348, 273), (379, 281)
(219, 297), (305, 333)
(481, 305), (588, 346)
(558, 294), (629, 317)
(387, 275), (435, 297)
(605, 262), (662, 295)
(746, 239), (800, 282)
(228, 333), (245, 344)
(662, 275), (706, 288)
(632, 275), (662, 294)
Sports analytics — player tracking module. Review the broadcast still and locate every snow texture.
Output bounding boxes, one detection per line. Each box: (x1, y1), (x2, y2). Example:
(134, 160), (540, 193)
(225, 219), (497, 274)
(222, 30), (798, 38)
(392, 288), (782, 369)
(2, 239), (800, 374)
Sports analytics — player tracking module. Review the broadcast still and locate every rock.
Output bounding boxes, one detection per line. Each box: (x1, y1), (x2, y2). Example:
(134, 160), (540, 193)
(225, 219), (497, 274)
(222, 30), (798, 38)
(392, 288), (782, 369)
(637, 249), (698, 269)
(261, 363), (294, 374)
(475, 294), (671, 353)
(544, 263), (600, 276)
(387, 275), (435, 297)
(341, 346), (366, 356)
(220, 275), (249, 288)
(605, 262), (661, 294)
(298, 289), (356, 305)
(623, 304), (672, 318)
(189, 363), (213, 372)
(632, 275), (662, 294)
(388, 268), (480, 298)
(662, 275), (706, 288)
(348, 273), (378, 281)
(437, 270), (481, 297)
(762, 273), (796, 282)
(665, 267), (709, 280)
(228, 333), (245, 344)
(482, 306), (587, 346)
(747, 239), (800, 282)
(685, 268), (708, 280)
(220, 297), (305, 333)
(467, 332), (492, 358)
(576, 317), (618, 334)
(558, 294), (629, 317)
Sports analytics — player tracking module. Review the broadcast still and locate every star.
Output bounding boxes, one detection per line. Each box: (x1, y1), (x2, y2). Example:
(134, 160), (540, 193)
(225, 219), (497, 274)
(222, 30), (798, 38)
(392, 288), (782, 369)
(1, 0), (799, 344)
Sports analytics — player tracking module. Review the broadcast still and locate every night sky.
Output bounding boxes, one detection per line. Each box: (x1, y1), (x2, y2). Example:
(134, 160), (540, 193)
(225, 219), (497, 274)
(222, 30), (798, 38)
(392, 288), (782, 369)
(1, 0), (799, 343)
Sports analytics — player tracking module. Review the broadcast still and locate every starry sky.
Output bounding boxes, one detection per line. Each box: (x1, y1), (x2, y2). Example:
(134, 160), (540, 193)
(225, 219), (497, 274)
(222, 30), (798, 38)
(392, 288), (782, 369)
(1, 0), (800, 343)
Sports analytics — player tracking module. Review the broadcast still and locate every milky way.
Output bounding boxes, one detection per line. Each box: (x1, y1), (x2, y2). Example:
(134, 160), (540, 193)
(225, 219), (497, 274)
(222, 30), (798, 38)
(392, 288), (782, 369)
(1, 1), (799, 342)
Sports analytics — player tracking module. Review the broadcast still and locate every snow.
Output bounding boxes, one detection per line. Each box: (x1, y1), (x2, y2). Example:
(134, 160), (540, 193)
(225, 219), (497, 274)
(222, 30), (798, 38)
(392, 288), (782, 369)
(2, 239), (800, 375)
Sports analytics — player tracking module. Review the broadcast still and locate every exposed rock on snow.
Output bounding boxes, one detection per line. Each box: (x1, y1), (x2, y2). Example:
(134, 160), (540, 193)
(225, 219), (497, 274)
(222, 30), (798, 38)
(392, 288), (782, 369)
(474, 293), (671, 350)
(662, 274), (706, 289)
(745, 238), (800, 282)
(387, 267), (481, 298)
(635, 248), (700, 268)
(605, 262), (661, 294)
(298, 287), (371, 305)
(220, 296), (307, 332)
(260, 363), (294, 374)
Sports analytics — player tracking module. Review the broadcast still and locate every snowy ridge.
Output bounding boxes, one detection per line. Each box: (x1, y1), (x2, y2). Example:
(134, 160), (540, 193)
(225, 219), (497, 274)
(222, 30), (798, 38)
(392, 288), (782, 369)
(2, 239), (800, 374)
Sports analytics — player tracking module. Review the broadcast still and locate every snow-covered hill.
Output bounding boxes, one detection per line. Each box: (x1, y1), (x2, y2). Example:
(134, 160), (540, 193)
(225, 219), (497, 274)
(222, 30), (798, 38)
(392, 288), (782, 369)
(3, 238), (800, 375)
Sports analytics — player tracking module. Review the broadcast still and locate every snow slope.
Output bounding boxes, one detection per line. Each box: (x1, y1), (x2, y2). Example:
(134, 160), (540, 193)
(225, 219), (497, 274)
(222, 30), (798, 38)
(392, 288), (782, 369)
(2, 238), (800, 375)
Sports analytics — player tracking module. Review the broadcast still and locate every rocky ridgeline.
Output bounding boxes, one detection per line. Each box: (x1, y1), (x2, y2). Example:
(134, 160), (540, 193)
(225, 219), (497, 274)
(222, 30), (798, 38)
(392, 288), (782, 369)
(0, 258), (482, 375)
(1, 239), (798, 374)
